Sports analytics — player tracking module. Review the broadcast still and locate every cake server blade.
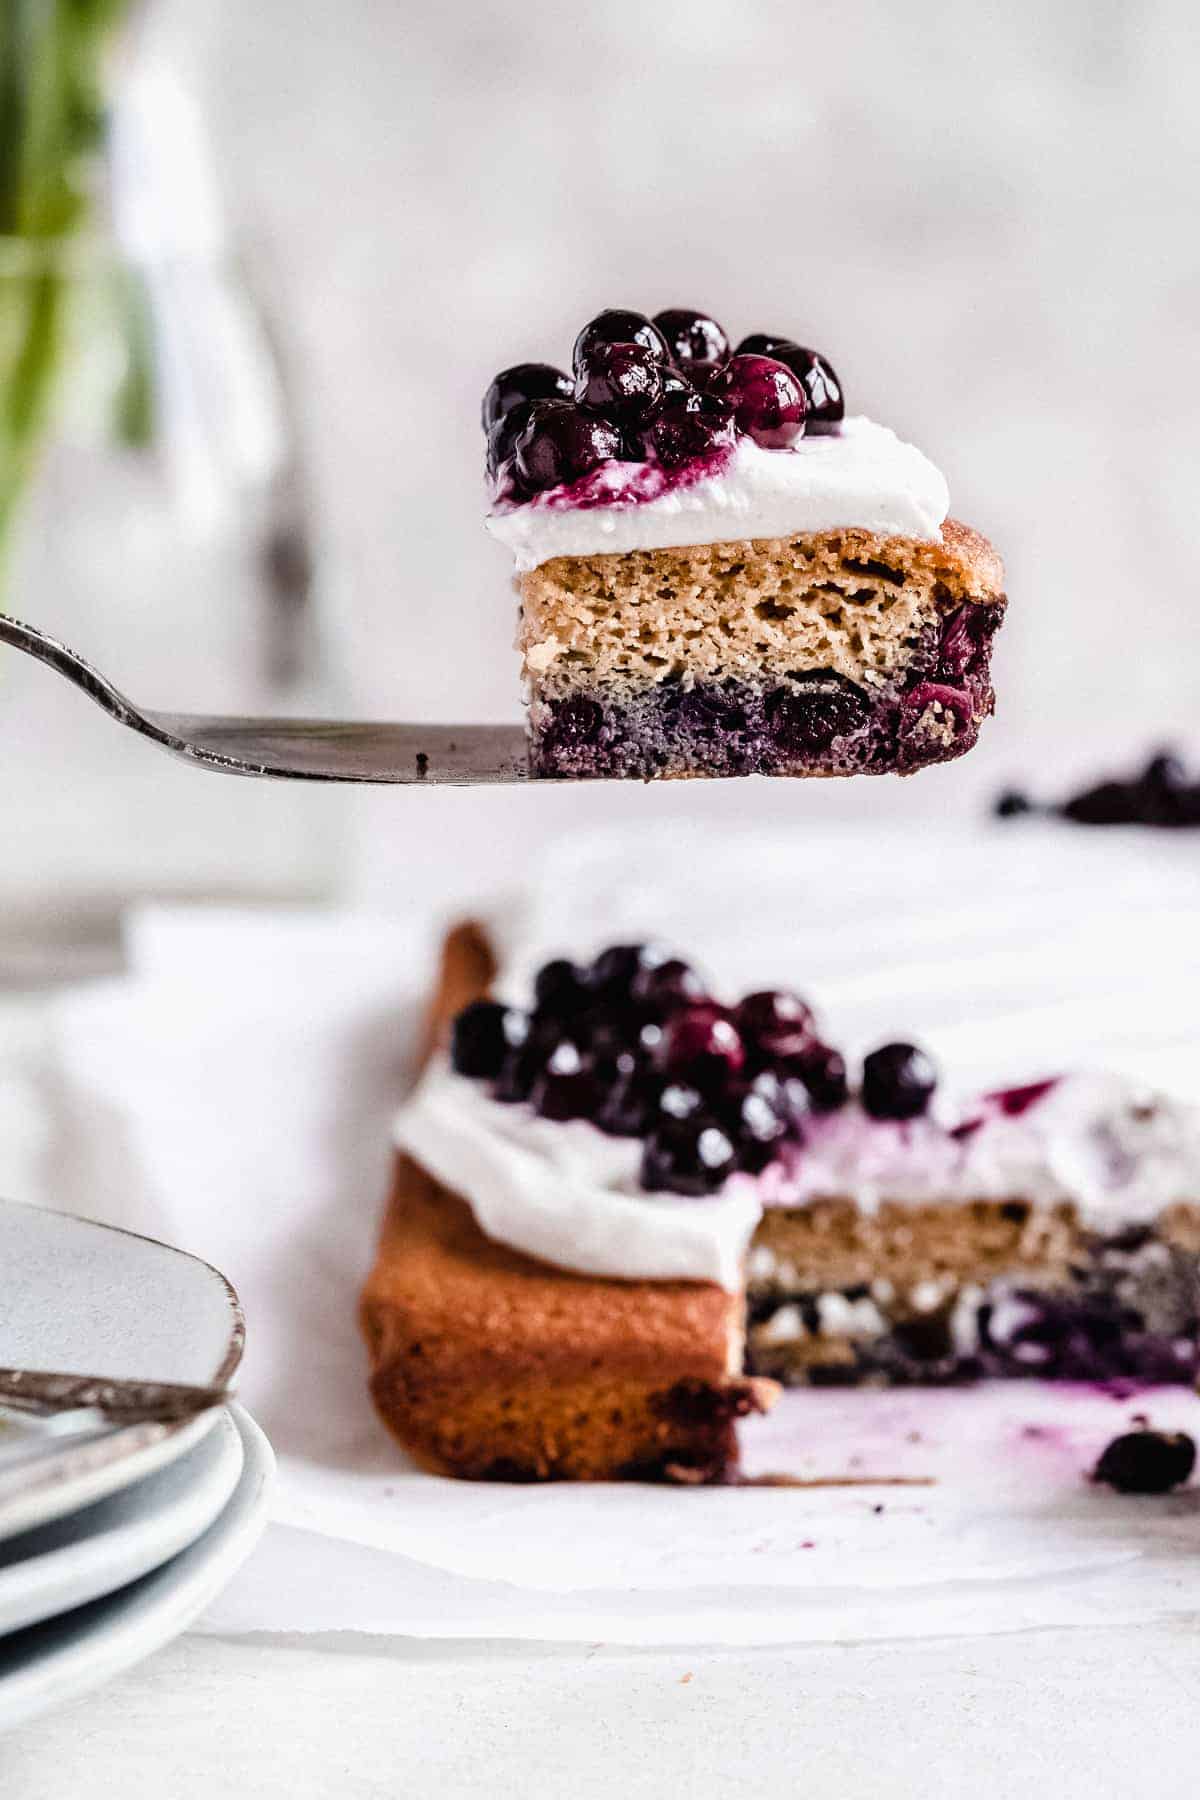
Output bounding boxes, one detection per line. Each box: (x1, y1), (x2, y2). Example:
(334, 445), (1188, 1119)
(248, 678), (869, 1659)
(0, 613), (539, 785)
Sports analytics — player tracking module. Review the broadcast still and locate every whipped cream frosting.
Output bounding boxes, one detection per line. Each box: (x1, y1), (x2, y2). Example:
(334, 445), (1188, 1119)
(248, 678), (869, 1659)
(486, 417), (949, 573)
(393, 1057), (761, 1290)
(393, 1065), (1200, 1292)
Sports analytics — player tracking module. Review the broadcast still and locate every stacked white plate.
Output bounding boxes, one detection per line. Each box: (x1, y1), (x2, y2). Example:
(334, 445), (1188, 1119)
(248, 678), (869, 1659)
(0, 1199), (273, 1729)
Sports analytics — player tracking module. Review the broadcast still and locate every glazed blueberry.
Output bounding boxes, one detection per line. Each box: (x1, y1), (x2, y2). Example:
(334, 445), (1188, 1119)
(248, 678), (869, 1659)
(533, 957), (590, 1019)
(574, 342), (663, 427)
(722, 1080), (791, 1172)
(494, 1008), (557, 1100)
(450, 1000), (529, 1079)
(657, 1003), (745, 1092)
(658, 367), (696, 404)
(861, 1042), (937, 1121)
(596, 1056), (659, 1137)
(736, 989), (816, 1061)
(531, 1039), (601, 1123)
(709, 354), (806, 448)
(584, 1009), (637, 1061)
(572, 308), (670, 372)
(631, 957), (708, 1017)
(658, 1080), (705, 1123)
(648, 392), (737, 469)
(652, 308), (730, 372)
(486, 400), (537, 479)
(793, 1042), (849, 1112)
(512, 401), (626, 493)
(746, 1066), (807, 1131)
(765, 673), (871, 755)
(589, 943), (661, 1004)
(482, 363), (574, 434)
(1093, 1429), (1196, 1494)
(640, 1118), (738, 1196)
(735, 336), (844, 434)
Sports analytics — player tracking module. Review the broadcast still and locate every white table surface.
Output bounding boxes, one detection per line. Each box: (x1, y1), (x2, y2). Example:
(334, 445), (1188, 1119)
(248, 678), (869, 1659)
(4, 1616), (1199, 1797)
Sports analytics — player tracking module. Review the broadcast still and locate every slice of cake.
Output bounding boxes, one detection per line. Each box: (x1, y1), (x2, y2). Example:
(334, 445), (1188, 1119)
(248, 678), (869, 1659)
(482, 307), (1006, 780)
(361, 926), (1200, 1482)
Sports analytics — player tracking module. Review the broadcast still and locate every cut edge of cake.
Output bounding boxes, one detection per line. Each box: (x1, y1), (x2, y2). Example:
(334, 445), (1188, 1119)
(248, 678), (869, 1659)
(518, 520), (1005, 780)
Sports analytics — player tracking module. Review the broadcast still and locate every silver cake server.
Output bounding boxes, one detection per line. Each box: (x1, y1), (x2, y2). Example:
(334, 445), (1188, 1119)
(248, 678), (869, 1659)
(0, 613), (537, 785)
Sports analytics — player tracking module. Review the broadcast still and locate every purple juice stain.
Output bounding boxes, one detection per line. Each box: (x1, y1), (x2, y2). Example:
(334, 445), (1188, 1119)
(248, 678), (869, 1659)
(985, 1077), (1060, 1117)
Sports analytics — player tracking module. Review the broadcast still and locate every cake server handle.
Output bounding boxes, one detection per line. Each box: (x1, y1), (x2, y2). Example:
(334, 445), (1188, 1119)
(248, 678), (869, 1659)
(0, 612), (537, 785)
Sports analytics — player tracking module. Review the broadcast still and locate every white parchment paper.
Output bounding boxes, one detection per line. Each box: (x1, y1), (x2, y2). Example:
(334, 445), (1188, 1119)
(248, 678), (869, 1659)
(29, 823), (1200, 1643)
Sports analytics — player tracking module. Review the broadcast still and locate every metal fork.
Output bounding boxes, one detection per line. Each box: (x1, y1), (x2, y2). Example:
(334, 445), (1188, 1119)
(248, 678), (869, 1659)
(0, 613), (536, 785)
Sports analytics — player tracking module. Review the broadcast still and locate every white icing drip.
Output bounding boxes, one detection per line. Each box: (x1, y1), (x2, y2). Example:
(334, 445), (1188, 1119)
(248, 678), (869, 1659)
(485, 417), (949, 572)
(395, 1065), (1200, 1291)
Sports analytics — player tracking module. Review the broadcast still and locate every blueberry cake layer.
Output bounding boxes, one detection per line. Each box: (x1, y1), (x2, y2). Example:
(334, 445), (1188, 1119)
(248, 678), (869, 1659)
(482, 306), (1007, 780)
(747, 1198), (1200, 1387)
(518, 520), (1003, 779)
(362, 925), (1200, 1482)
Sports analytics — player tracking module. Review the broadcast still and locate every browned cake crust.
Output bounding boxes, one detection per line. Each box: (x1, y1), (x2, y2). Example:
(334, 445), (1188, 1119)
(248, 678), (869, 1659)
(361, 922), (776, 1481)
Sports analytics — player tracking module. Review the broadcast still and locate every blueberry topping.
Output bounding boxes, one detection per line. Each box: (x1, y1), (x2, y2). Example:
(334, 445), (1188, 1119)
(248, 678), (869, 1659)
(450, 1000), (529, 1078)
(736, 989), (816, 1062)
(533, 957), (590, 1019)
(589, 943), (660, 1004)
(658, 1080), (705, 1122)
(486, 400), (538, 480)
(735, 336), (844, 434)
(511, 400), (627, 493)
(641, 1119), (738, 1196)
(861, 1042), (937, 1121)
(656, 1003), (745, 1092)
(630, 957), (708, 1017)
(765, 673), (871, 755)
(735, 333), (795, 358)
(722, 1079), (791, 1172)
(493, 1050), (535, 1103)
(708, 354), (806, 449)
(482, 363), (574, 435)
(572, 308), (670, 372)
(648, 391), (737, 469)
(530, 1039), (600, 1122)
(658, 367), (697, 404)
(1093, 1429), (1196, 1494)
(574, 342), (663, 428)
(791, 1042), (848, 1112)
(596, 1058), (659, 1137)
(584, 1009), (638, 1062)
(652, 309), (730, 371)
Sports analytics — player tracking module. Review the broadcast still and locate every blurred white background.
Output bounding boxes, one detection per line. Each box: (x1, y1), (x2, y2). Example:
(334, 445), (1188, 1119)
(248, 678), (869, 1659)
(4, 0), (1199, 937)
